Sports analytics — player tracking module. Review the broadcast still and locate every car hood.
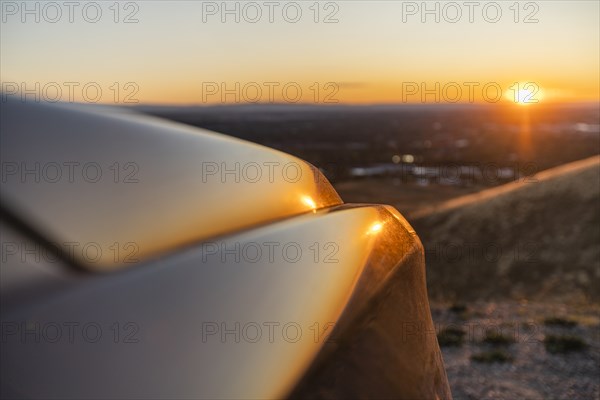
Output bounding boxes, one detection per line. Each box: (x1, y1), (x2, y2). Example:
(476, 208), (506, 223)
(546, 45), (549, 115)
(0, 100), (341, 271)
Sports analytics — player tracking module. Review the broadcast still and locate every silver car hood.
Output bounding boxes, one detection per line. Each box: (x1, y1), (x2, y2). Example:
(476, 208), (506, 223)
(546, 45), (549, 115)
(0, 100), (450, 399)
(1, 99), (341, 271)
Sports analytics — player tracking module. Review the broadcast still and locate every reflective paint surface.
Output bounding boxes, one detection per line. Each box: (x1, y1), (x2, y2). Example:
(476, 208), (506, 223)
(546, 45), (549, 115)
(0, 100), (341, 270)
(1, 101), (450, 399)
(1, 204), (429, 399)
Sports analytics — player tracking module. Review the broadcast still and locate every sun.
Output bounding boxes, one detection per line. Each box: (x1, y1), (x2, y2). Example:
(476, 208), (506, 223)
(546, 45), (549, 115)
(505, 82), (543, 106)
(516, 89), (535, 104)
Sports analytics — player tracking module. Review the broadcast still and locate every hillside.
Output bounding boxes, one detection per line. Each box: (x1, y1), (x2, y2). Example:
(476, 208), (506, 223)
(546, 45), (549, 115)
(411, 156), (600, 303)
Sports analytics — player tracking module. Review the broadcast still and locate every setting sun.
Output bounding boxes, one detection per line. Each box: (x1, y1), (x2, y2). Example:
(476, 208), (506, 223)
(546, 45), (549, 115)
(506, 82), (543, 105)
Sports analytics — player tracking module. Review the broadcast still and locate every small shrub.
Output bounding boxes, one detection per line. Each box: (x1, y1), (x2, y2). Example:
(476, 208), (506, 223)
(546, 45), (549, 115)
(471, 350), (513, 363)
(543, 317), (578, 328)
(448, 304), (468, 314)
(482, 331), (515, 346)
(437, 327), (466, 347)
(544, 335), (587, 354)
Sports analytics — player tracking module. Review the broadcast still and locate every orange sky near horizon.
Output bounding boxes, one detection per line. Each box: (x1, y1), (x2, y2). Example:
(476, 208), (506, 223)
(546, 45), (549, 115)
(1, 1), (598, 105)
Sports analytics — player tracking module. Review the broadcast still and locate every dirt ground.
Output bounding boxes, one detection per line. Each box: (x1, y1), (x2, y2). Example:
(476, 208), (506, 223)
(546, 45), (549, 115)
(336, 157), (600, 399)
(431, 301), (600, 400)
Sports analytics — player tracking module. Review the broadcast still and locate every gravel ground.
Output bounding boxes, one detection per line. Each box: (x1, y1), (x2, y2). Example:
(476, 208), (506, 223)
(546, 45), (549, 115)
(431, 301), (600, 400)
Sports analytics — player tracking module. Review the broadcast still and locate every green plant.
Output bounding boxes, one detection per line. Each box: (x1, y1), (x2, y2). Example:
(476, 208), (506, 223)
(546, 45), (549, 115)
(471, 350), (513, 363)
(482, 331), (515, 346)
(437, 327), (466, 347)
(544, 335), (587, 354)
(448, 304), (468, 314)
(543, 317), (578, 328)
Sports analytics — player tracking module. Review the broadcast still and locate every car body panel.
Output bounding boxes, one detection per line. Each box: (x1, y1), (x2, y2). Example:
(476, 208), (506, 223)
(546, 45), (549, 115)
(1, 203), (445, 399)
(0, 100), (451, 399)
(1, 99), (340, 270)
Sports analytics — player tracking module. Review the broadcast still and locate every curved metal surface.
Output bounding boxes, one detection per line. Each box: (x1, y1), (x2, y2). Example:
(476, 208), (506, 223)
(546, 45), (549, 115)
(0, 203), (442, 399)
(1, 101), (450, 399)
(290, 206), (451, 400)
(0, 100), (341, 271)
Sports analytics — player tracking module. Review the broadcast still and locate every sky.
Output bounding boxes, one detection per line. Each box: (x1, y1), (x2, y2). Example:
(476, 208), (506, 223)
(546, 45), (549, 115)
(1, 0), (599, 105)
